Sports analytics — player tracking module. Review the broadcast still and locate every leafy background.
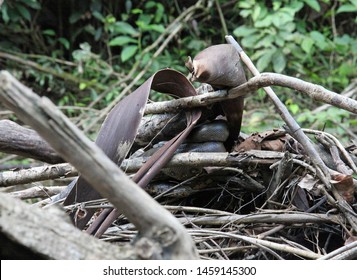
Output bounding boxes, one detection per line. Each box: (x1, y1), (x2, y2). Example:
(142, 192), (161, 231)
(0, 0), (356, 143)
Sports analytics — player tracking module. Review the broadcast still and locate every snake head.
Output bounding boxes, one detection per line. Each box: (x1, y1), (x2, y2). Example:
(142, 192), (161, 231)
(185, 44), (248, 149)
(185, 44), (246, 88)
(185, 55), (210, 83)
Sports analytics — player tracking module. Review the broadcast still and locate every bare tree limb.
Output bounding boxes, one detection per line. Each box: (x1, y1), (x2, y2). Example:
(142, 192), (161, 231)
(232, 74), (357, 115)
(144, 73), (357, 115)
(0, 120), (64, 163)
(9, 186), (65, 199)
(0, 163), (77, 187)
(0, 70), (198, 259)
(0, 150), (304, 187)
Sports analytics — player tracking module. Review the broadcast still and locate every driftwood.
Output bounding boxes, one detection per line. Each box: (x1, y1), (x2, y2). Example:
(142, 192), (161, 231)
(0, 70), (198, 259)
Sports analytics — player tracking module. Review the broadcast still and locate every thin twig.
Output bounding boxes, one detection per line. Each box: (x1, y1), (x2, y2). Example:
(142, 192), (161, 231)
(190, 229), (320, 259)
(303, 128), (357, 174)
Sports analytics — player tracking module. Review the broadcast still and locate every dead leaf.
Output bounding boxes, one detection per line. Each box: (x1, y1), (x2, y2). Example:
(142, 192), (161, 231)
(64, 69), (201, 229)
(298, 174), (322, 196)
(331, 173), (355, 204)
(234, 129), (303, 154)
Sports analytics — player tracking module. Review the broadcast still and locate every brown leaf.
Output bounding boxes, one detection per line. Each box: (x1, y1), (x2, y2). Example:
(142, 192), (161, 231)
(234, 129), (305, 155)
(297, 174), (322, 196)
(331, 173), (355, 204)
(64, 69), (201, 229)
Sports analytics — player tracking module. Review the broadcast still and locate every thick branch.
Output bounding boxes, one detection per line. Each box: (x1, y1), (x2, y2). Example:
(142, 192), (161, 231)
(0, 71), (197, 259)
(0, 150), (301, 187)
(0, 192), (136, 259)
(0, 163), (77, 187)
(0, 120), (64, 163)
(230, 73), (357, 115)
(0, 114), (186, 164)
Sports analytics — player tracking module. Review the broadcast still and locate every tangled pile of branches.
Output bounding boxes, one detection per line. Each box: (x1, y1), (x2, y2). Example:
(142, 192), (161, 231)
(0, 38), (356, 260)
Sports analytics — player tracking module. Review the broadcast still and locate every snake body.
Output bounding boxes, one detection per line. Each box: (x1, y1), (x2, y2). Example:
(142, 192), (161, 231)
(134, 119), (229, 180)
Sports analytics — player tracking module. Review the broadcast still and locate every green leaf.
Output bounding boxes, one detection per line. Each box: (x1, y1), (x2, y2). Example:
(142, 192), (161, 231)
(42, 29), (56, 36)
(121, 45), (138, 62)
(301, 37), (314, 53)
(257, 50), (275, 71)
(58, 38), (70, 50)
(94, 27), (103, 41)
(1, 3), (9, 23)
(80, 42), (91, 52)
(272, 51), (286, 73)
(303, 0), (321, 12)
(241, 33), (262, 48)
(69, 12), (83, 24)
(272, 11), (293, 27)
(25, 1), (41, 10)
(238, 1), (254, 9)
(239, 9), (252, 18)
(79, 83), (87, 90)
(139, 24), (165, 33)
(290, 1), (305, 12)
(233, 25), (257, 37)
(255, 34), (275, 48)
(252, 4), (262, 21)
(113, 21), (139, 36)
(310, 31), (329, 50)
(334, 34), (352, 45)
(109, 36), (137, 46)
(92, 11), (105, 21)
(16, 4), (31, 21)
(255, 15), (273, 27)
(152, 2), (164, 23)
(289, 103), (300, 114)
(336, 4), (357, 14)
(338, 62), (354, 76)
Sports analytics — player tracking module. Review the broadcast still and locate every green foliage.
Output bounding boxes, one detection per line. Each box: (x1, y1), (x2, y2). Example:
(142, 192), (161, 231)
(233, 0), (356, 91)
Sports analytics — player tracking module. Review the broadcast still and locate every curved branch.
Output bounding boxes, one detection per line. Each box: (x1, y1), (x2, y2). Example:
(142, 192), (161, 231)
(233, 73), (357, 115)
(144, 73), (357, 115)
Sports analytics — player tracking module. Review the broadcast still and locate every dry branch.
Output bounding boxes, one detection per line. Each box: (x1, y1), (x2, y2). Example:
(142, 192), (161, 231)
(0, 150), (303, 187)
(144, 73), (357, 115)
(0, 119), (64, 163)
(0, 192), (137, 259)
(10, 186), (65, 199)
(0, 163), (77, 187)
(0, 70), (198, 259)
